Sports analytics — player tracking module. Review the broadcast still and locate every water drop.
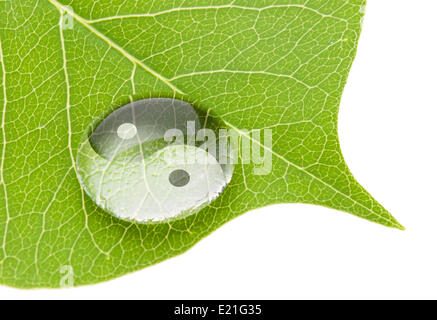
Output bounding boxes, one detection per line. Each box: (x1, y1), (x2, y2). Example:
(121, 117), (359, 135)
(76, 98), (234, 223)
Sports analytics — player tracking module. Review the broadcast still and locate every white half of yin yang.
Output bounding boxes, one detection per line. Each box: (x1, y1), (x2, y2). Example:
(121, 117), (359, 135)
(105, 144), (232, 223)
(77, 137), (234, 223)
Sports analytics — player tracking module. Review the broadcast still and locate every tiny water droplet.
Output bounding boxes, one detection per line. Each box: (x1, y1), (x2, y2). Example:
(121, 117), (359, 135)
(76, 98), (234, 223)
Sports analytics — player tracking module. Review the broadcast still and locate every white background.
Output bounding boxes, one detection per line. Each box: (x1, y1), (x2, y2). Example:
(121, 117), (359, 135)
(1, 0), (437, 299)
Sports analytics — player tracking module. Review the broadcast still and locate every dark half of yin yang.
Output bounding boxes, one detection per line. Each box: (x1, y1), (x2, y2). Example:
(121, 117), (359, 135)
(76, 98), (234, 224)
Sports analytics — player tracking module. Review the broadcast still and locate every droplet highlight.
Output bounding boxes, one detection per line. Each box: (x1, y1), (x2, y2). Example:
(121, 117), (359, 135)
(76, 98), (234, 223)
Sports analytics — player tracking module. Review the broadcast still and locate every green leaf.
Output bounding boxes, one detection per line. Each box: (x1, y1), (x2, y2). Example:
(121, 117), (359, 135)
(0, 0), (403, 288)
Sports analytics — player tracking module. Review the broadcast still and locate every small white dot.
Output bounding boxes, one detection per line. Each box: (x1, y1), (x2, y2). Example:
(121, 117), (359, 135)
(117, 123), (137, 140)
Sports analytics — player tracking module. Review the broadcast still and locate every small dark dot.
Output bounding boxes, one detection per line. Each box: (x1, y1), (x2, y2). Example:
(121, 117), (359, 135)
(169, 169), (190, 187)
